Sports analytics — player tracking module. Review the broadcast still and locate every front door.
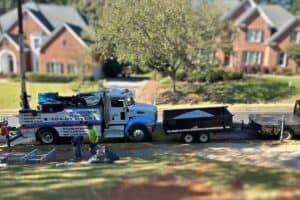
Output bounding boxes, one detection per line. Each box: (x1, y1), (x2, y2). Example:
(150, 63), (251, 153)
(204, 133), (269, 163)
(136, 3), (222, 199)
(110, 98), (127, 125)
(104, 98), (127, 138)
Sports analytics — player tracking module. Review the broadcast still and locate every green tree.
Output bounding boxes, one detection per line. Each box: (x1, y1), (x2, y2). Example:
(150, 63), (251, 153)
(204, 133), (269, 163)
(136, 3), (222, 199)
(290, 0), (300, 15)
(92, 0), (231, 93)
(286, 43), (300, 69)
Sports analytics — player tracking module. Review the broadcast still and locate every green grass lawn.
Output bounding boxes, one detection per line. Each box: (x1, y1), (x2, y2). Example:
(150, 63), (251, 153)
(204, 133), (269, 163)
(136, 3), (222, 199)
(0, 81), (102, 111)
(158, 75), (300, 105)
(0, 154), (300, 200)
(1, 75), (300, 112)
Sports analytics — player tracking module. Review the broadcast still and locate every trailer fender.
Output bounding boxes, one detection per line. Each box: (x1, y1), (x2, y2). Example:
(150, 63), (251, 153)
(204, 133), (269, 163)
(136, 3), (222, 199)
(125, 116), (155, 136)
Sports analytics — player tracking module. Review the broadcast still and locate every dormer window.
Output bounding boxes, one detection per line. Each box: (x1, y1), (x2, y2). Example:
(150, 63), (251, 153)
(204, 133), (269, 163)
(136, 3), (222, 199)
(30, 32), (45, 50)
(246, 29), (263, 43)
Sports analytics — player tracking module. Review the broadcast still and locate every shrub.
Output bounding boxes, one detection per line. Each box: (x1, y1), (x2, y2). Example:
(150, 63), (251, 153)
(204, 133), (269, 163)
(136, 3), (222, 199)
(225, 72), (243, 80)
(27, 73), (77, 83)
(176, 69), (187, 81)
(187, 70), (206, 82)
(282, 69), (293, 76)
(149, 71), (162, 81)
(205, 68), (224, 83)
(160, 76), (172, 84)
(102, 58), (124, 77)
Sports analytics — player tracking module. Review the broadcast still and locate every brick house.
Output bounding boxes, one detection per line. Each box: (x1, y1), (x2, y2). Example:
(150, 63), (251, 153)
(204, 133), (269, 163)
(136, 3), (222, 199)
(0, 2), (89, 75)
(217, 0), (299, 73)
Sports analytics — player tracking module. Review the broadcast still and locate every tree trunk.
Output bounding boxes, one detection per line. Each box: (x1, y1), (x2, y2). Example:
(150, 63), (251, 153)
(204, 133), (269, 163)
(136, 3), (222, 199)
(171, 75), (176, 93)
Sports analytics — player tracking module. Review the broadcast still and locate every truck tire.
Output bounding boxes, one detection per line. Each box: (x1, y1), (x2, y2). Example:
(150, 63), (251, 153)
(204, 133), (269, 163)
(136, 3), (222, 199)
(282, 129), (294, 140)
(37, 127), (59, 145)
(182, 133), (195, 143)
(128, 125), (151, 142)
(198, 133), (210, 143)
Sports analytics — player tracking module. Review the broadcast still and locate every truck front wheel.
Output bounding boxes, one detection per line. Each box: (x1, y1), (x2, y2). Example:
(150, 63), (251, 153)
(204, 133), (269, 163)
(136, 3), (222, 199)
(37, 128), (59, 145)
(128, 125), (151, 142)
(282, 129), (294, 140)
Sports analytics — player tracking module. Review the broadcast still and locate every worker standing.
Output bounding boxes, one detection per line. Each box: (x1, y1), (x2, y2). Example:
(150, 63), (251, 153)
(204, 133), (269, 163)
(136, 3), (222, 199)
(71, 135), (84, 161)
(87, 124), (99, 157)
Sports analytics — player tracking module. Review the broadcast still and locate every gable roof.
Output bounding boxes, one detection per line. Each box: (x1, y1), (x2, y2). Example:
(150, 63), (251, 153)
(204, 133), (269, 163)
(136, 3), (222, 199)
(224, 0), (256, 20)
(259, 4), (294, 28)
(0, 2), (87, 34)
(236, 4), (294, 28)
(40, 23), (88, 51)
(267, 16), (300, 46)
(0, 33), (20, 50)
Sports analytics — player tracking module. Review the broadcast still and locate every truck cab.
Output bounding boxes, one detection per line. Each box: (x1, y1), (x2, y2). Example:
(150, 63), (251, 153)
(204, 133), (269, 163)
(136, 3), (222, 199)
(19, 88), (157, 144)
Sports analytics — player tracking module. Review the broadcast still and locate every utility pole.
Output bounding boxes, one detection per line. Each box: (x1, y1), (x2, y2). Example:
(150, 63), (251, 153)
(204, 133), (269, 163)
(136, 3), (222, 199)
(18, 0), (30, 110)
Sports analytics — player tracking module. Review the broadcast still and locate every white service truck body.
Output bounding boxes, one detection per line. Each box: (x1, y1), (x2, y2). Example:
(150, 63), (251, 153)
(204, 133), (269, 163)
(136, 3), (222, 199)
(19, 89), (157, 144)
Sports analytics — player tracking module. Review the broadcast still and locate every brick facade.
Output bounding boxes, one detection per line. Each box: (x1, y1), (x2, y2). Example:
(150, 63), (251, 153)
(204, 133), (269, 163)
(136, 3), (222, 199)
(39, 28), (87, 75)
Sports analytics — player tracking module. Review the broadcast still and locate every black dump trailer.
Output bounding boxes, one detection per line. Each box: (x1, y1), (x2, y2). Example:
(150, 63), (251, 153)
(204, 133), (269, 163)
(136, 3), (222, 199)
(163, 106), (233, 143)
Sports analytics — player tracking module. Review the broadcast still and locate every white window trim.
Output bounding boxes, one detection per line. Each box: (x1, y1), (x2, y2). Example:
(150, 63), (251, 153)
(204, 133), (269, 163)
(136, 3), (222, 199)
(242, 51), (262, 65)
(47, 62), (64, 74)
(277, 52), (288, 68)
(246, 29), (263, 43)
(30, 33), (45, 50)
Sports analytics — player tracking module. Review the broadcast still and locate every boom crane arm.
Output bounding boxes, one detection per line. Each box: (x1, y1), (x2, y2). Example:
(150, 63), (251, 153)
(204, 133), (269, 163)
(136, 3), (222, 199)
(18, 0), (30, 110)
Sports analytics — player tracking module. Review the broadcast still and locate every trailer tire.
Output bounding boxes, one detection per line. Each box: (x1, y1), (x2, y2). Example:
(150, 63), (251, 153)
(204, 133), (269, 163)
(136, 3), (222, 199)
(128, 125), (151, 142)
(282, 129), (294, 140)
(37, 127), (59, 145)
(182, 133), (195, 143)
(198, 133), (210, 143)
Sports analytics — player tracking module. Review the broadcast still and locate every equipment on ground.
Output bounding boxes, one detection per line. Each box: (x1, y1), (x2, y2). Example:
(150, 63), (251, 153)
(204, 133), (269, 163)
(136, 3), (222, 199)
(88, 145), (119, 164)
(163, 106), (233, 143)
(18, 88), (157, 144)
(249, 100), (300, 140)
(0, 148), (56, 164)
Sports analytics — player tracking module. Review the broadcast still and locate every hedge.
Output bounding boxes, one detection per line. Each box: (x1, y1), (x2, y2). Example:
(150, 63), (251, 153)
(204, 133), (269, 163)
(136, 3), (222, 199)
(26, 73), (78, 83)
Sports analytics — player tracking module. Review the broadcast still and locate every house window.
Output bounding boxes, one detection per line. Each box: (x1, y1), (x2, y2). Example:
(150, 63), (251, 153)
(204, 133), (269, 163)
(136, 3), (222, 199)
(63, 40), (68, 47)
(31, 33), (45, 49)
(67, 64), (78, 74)
(290, 31), (300, 43)
(277, 52), (288, 67)
(47, 62), (64, 74)
(246, 29), (263, 43)
(194, 49), (215, 64)
(242, 51), (263, 65)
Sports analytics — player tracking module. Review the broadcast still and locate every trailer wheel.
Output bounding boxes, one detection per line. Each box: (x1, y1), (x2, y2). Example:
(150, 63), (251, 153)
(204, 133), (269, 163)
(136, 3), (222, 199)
(198, 133), (210, 143)
(282, 129), (294, 140)
(128, 125), (151, 142)
(37, 128), (59, 145)
(182, 133), (195, 143)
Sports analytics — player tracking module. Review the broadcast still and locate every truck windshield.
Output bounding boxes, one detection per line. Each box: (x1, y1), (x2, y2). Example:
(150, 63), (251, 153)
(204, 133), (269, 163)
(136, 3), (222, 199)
(127, 96), (135, 106)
